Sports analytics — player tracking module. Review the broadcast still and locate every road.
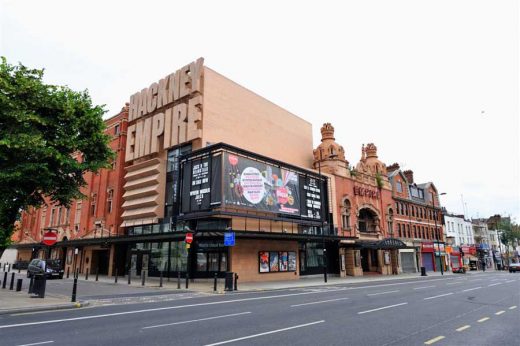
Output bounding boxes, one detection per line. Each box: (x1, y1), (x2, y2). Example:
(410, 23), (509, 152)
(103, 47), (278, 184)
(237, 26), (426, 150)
(0, 271), (518, 346)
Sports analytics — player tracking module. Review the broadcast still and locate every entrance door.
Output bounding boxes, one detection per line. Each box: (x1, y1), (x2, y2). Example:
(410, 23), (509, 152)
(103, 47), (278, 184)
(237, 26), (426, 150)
(361, 249), (370, 272)
(130, 251), (150, 277)
(422, 253), (434, 271)
(401, 252), (415, 273)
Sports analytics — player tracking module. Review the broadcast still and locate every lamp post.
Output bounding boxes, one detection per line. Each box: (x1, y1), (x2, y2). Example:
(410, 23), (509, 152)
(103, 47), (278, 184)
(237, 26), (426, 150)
(433, 192), (446, 275)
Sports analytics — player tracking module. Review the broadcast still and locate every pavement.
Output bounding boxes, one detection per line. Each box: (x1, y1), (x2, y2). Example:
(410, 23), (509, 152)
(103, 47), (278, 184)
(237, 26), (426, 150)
(0, 267), (499, 316)
(0, 271), (518, 346)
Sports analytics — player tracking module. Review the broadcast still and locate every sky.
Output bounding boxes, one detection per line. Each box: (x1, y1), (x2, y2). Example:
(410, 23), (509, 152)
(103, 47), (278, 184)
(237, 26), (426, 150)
(1, 0), (518, 222)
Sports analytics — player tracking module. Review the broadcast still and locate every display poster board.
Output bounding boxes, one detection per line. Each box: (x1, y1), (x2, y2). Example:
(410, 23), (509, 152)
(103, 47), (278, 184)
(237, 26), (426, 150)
(259, 251), (297, 273)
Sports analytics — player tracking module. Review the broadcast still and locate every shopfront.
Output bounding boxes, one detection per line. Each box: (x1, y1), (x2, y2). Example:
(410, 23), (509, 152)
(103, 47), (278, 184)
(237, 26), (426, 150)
(421, 242), (435, 271)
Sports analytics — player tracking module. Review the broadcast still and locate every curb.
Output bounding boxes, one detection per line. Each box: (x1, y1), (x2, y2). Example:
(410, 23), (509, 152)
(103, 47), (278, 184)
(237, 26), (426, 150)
(0, 301), (89, 315)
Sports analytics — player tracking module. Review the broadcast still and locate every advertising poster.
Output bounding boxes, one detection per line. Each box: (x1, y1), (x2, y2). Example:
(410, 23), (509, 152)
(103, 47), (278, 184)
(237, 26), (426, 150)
(279, 252), (288, 271)
(269, 252), (279, 272)
(224, 153), (300, 215)
(259, 251), (269, 273)
(288, 252), (297, 271)
(300, 175), (323, 220)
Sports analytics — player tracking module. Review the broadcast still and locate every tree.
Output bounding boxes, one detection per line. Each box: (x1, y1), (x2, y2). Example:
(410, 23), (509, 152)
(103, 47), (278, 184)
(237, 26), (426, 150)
(499, 218), (520, 264)
(0, 58), (113, 248)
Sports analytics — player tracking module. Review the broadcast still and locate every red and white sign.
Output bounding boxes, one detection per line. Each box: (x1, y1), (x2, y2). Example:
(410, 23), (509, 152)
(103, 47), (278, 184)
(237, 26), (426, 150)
(42, 231), (58, 246)
(185, 233), (194, 244)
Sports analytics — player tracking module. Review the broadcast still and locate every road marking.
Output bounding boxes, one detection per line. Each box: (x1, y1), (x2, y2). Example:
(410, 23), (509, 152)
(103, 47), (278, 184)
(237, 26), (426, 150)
(367, 290), (400, 296)
(414, 286), (436, 290)
(0, 289), (344, 329)
(357, 302), (408, 314)
(477, 317), (490, 323)
(505, 280), (515, 283)
(424, 293), (453, 300)
(456, 325), (471, 332)
(509, 306), (517, 310)
(204, 320), (325, 346)
(488, 283), (502, 287)
(142, 312), (251, 329)
(16, 341), (54, 346)
(462, 287), (482, 292)
(446, 282), (463, 285)
(291, 297), (349, 307)
(495, 311), (505, 315)
(424, 336), (445, 344)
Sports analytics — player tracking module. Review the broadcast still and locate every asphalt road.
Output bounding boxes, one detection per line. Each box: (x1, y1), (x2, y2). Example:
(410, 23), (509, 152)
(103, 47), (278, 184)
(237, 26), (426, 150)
(1, 272), (519, 346)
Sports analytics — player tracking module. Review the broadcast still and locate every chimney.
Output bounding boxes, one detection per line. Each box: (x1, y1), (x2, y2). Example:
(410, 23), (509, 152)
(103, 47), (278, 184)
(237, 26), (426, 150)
(387, 163), (400, 173)
(403, 170), (414, 184)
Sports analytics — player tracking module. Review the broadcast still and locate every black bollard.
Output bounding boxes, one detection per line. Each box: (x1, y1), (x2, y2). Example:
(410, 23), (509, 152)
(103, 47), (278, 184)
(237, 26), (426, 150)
(177, 271), (181, 289)
(18, 266), (21, 274)
(128, 269), (131, 285)
(95, 267), (99, 282)
(234, 273), (238, 291)
(159, 271), (163, 288)
(2, 272), (7, 289)
(71, 277), (78, 302)
(66, 267), (70, 279)
(214, 273), (218, 292)
(115, 269), (118, 283)
(141, 271), (145, 286)
(185, 273), (189, 289)
(16, 278), (23, 292)
(28, 276), (34, 294)
(39, 275), (47, 298)
(7, 264), (11, 272)
(85, 269), (89, 281)
(9, 272), (15, 290)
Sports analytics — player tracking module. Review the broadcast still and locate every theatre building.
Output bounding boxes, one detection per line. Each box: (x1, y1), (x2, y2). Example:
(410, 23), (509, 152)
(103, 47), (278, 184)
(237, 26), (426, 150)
(312, 124), (407, 277)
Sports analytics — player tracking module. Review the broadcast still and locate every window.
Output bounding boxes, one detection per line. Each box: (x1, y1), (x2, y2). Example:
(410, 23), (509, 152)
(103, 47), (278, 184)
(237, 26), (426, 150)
(65, 208), (71, 225)
(114, 124), (120, 135)
(74, 202), (82, 228)
(404, 204), (408, 216)
(50, 208), (56, 226)
(396, 181), (403, 193)
(398, 224), (402, 237)
(418, 189), (424, 199)
(57, 207), (63, 225)
(341, 199), (351, 229)
(107, 189), (114, 214)
(41, 208), (47, 231)
(91, 194), (97, 216)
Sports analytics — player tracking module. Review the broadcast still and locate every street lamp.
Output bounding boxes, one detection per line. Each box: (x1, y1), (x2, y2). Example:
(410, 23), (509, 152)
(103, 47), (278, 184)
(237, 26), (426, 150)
(316, 149), (337, 283)
(433, 192), (446, 275)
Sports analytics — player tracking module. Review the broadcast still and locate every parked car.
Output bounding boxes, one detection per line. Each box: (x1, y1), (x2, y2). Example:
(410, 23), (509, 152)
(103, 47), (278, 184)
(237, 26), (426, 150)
(509, 263), (520, 273)
(27, 259), (64, 279)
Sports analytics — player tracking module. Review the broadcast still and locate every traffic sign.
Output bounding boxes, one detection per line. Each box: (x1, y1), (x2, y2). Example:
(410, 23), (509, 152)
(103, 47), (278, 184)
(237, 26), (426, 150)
(185, 233), (194, 244)
(42, 231), (58, 246)
(224, 232), (235, 246)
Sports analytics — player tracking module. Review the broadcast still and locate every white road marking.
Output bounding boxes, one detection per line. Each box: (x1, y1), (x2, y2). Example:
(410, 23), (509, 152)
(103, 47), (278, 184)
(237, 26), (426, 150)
(462, 287), (482, 292)
(424, 336), (445, 344)
(509, 306), (517, 310)
(16, 341), (54, 346)
(456, 325), (470, 332)
(414, 286), (436, 290)
(477, 317), (490, 323)
(291, 297), (349, 307)
(488, 283), (502, 287)
(495, 311), (505, 315)
(424, 293), (454, 300)
(357, 302), (408, 314)
(0, 289), (344, 329)
(142, 312), (251, 329)
(505, 280), (516, 283)
(367, 290), (400, 296)
(204, 320), (325, 346)
(446, 282), (463, 285)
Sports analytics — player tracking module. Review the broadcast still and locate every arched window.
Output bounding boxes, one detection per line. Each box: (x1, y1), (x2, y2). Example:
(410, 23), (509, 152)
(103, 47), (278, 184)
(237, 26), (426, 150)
(341, 199), (351, 230)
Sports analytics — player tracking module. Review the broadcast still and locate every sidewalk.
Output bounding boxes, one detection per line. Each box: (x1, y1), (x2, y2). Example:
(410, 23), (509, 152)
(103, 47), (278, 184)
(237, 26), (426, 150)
(1, 268), (493, 315)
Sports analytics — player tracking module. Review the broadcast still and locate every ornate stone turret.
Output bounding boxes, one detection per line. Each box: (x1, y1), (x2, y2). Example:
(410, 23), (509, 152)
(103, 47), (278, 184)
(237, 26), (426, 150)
(312, 123), (349, 176)
(356, 143), (387, 176)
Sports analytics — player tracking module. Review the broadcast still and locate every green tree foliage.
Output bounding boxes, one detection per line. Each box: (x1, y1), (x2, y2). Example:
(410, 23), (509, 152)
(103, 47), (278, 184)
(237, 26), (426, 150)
(0, 57), (113, 248)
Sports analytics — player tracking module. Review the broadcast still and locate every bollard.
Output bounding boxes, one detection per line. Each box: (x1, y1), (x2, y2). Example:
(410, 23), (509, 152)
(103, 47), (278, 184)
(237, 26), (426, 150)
(71, 277), (78, 302)
(177, 271), (181, 289)
(66, 267), (70, 279)
(185, 273), (189, 289)
(7, 264), (11, 272)
(128, 269), (131, 285)
(39, 275), (47, 298)
(16, 278), (23, 292)
(214, 273), (218, 292)
(115, 269), (118, 283)
(18, 266), (21, 274)
(28, 276), (34, 294)
(2, 272), (7, 289)
(85, 269), (89, 281)
(9, 272), (15, 290)
(95, 267), (99, 282)
(159, 271), (163, 288)
(234, 273), (238, 291)
(141, 270), (146, 286)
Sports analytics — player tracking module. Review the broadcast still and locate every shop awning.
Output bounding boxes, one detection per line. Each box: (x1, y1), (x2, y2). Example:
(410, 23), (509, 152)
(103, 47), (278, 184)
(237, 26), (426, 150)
(352, 238), (413, 250)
